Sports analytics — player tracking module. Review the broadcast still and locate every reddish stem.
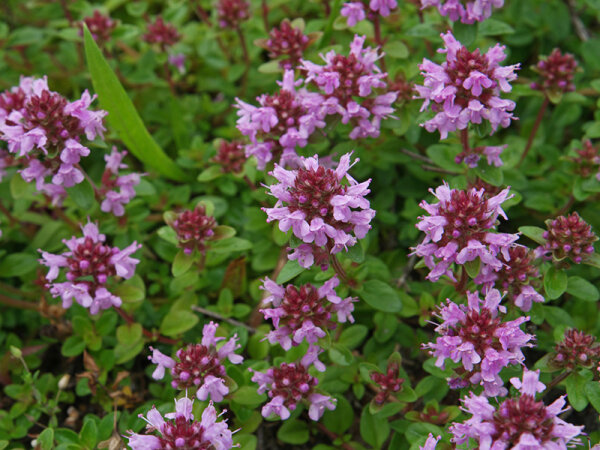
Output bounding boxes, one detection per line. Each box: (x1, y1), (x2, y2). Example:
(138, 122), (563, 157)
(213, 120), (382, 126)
(517, 96), (549, 168)
(261, 0), (270, 32)
(454, 266), (469, 294)
(0, 293), (39, 311)
(460, 128), (470, 154)
(373, 15), (387, 74)
(115, 307), (179, 345)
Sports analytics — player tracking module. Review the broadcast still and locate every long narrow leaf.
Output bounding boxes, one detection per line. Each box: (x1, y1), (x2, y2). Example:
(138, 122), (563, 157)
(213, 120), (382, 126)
(82, 26), (188, 181)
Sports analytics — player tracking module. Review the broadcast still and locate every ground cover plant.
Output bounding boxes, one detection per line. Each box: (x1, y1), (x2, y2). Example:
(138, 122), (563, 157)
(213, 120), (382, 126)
(2, 0), (600, 448)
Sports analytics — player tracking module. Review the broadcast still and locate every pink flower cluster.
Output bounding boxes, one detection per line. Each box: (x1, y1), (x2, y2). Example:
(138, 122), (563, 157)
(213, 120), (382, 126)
(99, 148), (140, 217)
(449, 368), (583, 448)
(300, 35), (397, 140)
(235, 70), (325, 169)
(340, 0), (398, 27)
(126, 396), (234, 449)
(415, 32), (519, 139)
(424, 289), (534, 396)
(149, 322), (243, 402)
(260, 276), (356, 349)
(264, 153), (375, 268)
(421, 0), (504, 24)
(0, 76), (106, 204)
(250, 355), (336, 421)
(413, 182), (518, 282)
(39, 222), (141, 314)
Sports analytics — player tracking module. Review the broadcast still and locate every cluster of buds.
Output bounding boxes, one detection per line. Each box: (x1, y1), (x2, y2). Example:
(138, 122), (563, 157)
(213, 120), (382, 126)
(212, 140), (247, 174)
(370, 361), (404, 405)
(552, 329), (600, 370)
(260, 276), (356, 349)
(569, 140), (600, 180)
(340, 0), (398, 27)
(217, 0), (250, 29)
(300, 35), (397, 140)
(165, 205), (218, 255)
(98, 148), (141, 217)
(412, 182), (518, 282)
(81, 10), (116, 43)
(455, 144), (506, 168)
(235, 70), (325, 169)
(450, 369), (583, 448)
(149, 322), (243, 402)
(39, 222), (141, 314)
(264, 153), (375, 269)
(143, 17), (180, 50)
(420, 0), (504, 24)
(251, 356), (336, 421)
(531, 48), (578, 98)
(256, 20), (315, 69)
(388, 74), (415, 104)
(0, 76), (106, 205)
(541, 212), (597, 264)
(126, 397), (234, 449)
(415, 32), (519, 139)
(475, 245), (543, 311)
(424, 289), (534, 396)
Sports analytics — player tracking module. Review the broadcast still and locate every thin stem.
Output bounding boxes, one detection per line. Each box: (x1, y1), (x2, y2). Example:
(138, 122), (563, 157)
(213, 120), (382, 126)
(192, 305), (256, 333)
(235, 25), (250, 97)
(0, 293), (39, 311)
(163, 61), (177, 96)
(401, 148), (434, 164)
(517, 96), (549, 168)
(261, 0), (270, 32)
(0, 199), (17, 226)
(331, 253), (349, 284)
(460, 128), (470, 154)
(454, 266), (469, 294)
(315, 423), (354, 450)
(545, 370), (571, 392)
(420, 164), (460, 175)
(563, 0), (589, 41)
(115, 307), (178, 345)
(372, 15), (387, 74)
(0, 281), (37, 299)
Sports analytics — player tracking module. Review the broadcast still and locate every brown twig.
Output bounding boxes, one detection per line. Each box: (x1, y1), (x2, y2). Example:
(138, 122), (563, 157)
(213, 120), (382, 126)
(191, 305), (256, 333)
(0, 293), (39, 311)
(401, 148), (434, 164)
(420, 164), (460, 175)
(315, 423), (355, 450)
(517, 96), (549, 168)
(563, 0), (590, 41)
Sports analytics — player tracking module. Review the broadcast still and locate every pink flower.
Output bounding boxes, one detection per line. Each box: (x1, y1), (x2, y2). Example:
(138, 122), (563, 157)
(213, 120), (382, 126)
(421, 0), (504, 24)
(264, 153), (375, 268)
(341, 2), (366, 26)
(420, 434), (441, 450)
(126, 397), (234, 449)
(450, 368), (583, 448)
(260, 276), (355, 350)
(148, 322), (243, 402)
(415, 32), (519, 139)
(39, 222), (141, 314)
(424, 289), (534, 396)
(98, 147), (141, 217)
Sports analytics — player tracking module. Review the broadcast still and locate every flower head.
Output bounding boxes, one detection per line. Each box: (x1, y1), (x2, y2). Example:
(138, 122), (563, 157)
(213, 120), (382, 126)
(257, 20), (313, 69)
(553, 329), (600, 370)
(99, 147), (140, 217)
(412, 182), (518, 281)
(217, 0), (250, 28)
(424, 289), (534, 396)
(569, 140), (600, 180)
(421, 0), (504, 24)
(260, 276), (356, 350)
(167, 205), (218, 255)
(370, 361), (404, 404)
(81, 10), (116, 43)
(264, 153), (375, 268)
(531, 48), (578, 96)
(39, 222), (141, 314)
(415, 32), (519, 139)
(341, 0), (397, 27)
(212, 140), (247, 174)
(450, 368), (583, 448)
(0, 77), (106, 203)
(148, 322), (243, 402)
(542, 212), (597, 264)
(143, 17), (180, 49)
(250, 357), (336, 421)
(300, 35), (397, 139)
(126, 396), (235, 449)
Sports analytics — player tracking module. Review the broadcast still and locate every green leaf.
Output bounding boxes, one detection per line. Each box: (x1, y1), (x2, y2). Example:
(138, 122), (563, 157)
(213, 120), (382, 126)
(584, 252), (600, 269)
(478, 19), (515, 36)
(233, 434), (257, 450)
(346, 243), (365, 263)
(322, 395), (353, 434)
(172, 250), (194, 277)
(212, 225), (237, 241)
(232, 386), (266, 408)
(82, 26), (187, 181)
(160, 310), (199, 336)
(157, 226), (178, 245)
(114, 340), (145, 364)
(453, 21), (477, 47)
(360, 406), (390, 449)
(197, 165), (223, 182)
(61, 336), (86, 357)
(38, 428), (54, 450)
(464, 258), (480, 278)
(116, 323), (142, 344)
(544, 266), (568, 300)
(359, 280), (402, 313)
(328, 343), (354, 366)
(209, 237), (253, 254)
(338, 325), (368, 349)
(567, 276), (600, 301)
(276, 260), (304, 284)
(0, 253), (38, 278)
(79, 420), (97, 449)
(385, 41), (409, 59)
(66, 179), (96, 211)
(585, 381), (600, 413)
(565, 372), (590, 411)
(277, 420), (309, 445)
(474, 163), (503, 186)
(518, 226), (547, 245)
